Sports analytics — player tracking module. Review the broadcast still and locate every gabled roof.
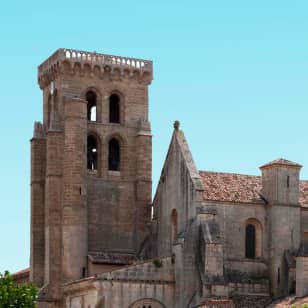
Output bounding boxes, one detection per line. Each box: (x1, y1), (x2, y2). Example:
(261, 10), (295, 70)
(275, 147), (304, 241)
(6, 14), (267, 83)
(199, 171), (308, 207)
(260, 158), (302, 169)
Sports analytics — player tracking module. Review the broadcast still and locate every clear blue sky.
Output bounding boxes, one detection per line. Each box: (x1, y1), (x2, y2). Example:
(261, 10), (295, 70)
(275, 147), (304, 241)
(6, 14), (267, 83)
(0, 0), (308, 273)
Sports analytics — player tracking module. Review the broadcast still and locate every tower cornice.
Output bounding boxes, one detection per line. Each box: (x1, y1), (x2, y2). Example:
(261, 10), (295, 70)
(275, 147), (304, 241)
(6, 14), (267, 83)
(38, 48), (153, 89)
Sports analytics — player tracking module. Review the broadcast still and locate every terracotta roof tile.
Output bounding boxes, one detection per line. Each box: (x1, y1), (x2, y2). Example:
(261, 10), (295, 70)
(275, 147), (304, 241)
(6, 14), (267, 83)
(12, 268), (30, 277)
(199, 171), (308, 207)
(300, 181), (308, 207)
(199, 171), (264, 204)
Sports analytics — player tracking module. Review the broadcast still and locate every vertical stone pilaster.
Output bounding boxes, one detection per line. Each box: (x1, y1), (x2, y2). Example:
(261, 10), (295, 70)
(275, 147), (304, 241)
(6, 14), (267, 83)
(135, 120), (152, 250)
(30, 122), (46, 287)
(62, 97), (88, 282)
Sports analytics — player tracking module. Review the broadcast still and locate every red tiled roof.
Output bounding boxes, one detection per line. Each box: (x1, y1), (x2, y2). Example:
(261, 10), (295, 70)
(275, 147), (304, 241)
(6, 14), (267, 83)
(199, 171), (264, 204)
(300, 181), (308, 207)
(12, 268), (30, 277)
(12, 268), (30, 283)
(199, 171), (308, 207)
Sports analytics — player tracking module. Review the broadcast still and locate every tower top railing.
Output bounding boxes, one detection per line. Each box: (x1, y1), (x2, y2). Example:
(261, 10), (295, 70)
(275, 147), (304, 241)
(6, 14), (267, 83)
(38, 48), (153, 75)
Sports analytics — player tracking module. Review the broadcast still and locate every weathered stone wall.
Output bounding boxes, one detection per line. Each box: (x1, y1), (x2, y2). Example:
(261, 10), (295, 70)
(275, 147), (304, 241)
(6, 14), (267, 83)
(301, 208), (308, 245)
(267, 205), (301, 297)
(44, 129), (63, 297)
(261, 166), (301, 205)
(202, 201), (269, 283)
(152, 128), (204, 307)
(63, 258), (174, 308)
(206, 202), (267, 261)
(153, 129), (203, 258)
(62, 97), (88, 282)
(296, 256), (308, 297)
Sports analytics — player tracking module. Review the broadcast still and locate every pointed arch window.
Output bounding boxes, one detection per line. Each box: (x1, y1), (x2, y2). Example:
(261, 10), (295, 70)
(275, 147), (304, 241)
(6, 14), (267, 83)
(108, 138), (120, 171)
(86, 91), (97, 121)
(87, 135), (98, 171)
(109, 94), (120, 123)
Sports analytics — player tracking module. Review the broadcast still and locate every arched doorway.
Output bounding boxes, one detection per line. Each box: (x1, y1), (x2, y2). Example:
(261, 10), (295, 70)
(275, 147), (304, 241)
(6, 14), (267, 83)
(129, 298), (165, 308)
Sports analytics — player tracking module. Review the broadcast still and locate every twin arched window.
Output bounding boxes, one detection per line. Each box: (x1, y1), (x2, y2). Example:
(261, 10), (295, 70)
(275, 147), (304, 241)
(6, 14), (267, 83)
(85, 90), (121, 123)
(87, 135), (120, 172)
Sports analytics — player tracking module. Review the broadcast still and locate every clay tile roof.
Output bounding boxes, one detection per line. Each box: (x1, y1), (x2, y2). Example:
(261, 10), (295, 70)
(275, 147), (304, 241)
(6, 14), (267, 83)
(88, 252), (137, 265)
(199, 171), (264, 204)
(12, 268), (30, 282)
(12, 268), (30, 277)
(260, 158), (302, 169)
(199, 171), (308, 207)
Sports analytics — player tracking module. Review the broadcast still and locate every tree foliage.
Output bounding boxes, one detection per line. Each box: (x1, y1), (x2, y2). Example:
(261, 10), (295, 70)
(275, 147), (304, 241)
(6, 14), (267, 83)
(0, 271), (38, 308)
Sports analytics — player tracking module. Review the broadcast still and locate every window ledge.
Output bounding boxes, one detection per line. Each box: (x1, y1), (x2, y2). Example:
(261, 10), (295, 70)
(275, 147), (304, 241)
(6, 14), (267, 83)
(108, 170), (120, 176)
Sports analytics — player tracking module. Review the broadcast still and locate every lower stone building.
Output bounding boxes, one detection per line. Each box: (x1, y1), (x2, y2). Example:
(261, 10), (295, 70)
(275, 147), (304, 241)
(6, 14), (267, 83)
(15, 48), (308, 307)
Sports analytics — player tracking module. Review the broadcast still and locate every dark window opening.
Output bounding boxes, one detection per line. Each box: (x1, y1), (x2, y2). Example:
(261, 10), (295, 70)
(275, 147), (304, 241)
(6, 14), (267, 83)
(277, 267), (280, 285)
(109, 94), (120, 123)
(287, 175), (290, 188)
(87, 135), (98, 171)
(245, 224), (256, 259)
(81, 267), (86, 278)
(86, 91), (97, 121)
(171, 209), (178, 242)
(108, 138), (120, 171)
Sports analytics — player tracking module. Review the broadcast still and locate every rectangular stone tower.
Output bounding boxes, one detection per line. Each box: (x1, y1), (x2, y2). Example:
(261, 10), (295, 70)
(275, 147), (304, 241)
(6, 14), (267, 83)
(30, 48), (153, 306)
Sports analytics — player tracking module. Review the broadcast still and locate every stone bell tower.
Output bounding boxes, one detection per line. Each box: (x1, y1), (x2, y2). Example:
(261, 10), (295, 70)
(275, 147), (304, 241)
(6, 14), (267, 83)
(30, 48), (153, 306)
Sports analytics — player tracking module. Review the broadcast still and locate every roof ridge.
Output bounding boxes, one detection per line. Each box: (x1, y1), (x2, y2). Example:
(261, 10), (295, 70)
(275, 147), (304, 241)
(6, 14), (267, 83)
(199, 170), (261, 178)
(260, 158), (302, 169)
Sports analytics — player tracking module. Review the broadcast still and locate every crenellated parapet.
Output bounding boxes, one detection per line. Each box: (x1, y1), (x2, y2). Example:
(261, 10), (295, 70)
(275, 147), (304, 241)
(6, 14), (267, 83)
(38, 48), (153, 89)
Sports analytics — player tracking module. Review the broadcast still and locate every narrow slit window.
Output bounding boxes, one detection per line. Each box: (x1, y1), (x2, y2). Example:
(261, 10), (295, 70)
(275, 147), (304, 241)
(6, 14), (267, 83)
(109, 94), (120, 123)
(81, 267), (86, 278)
(108, 138), (120, 171)
(245, 224), (256, 259)
(287, 175), (290, 188)
(171, 209), (178, 243)
(87, 135), (98, 171)
(86, 91), (97, 121)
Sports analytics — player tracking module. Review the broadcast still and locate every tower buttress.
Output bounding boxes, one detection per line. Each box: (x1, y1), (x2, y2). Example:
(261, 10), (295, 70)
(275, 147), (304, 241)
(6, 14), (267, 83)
(30, 122), (46, 287)
(260, 159), (302, 298)
(62, 97), (87, 282)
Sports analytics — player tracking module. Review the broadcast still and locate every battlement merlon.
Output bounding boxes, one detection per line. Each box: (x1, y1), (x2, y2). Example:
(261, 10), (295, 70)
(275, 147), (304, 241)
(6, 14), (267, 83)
(38, 48), (153, 89)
